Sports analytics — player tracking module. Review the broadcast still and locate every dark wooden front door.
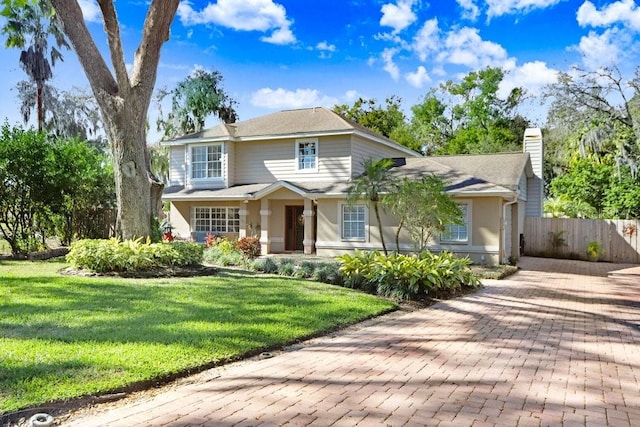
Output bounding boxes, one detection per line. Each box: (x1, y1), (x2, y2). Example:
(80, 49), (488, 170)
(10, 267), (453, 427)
(285, 206), (304, 252)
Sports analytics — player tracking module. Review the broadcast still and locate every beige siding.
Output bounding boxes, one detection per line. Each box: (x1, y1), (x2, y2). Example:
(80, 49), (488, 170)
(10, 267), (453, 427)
(234, 136), (352, 184)
(351, 135), (413, 175)
(169, 146), (185, 186)
(316, 196), (504, 265)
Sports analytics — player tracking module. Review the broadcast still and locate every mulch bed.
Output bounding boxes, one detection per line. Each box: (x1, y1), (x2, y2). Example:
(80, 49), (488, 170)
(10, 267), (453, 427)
(58, 264), (217, 278)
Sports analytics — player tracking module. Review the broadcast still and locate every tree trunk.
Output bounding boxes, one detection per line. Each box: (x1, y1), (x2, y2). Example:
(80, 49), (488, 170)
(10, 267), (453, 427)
(373, 202), (388, 256)
(102, 101), (153, 239)
(36, 83), (43, 132)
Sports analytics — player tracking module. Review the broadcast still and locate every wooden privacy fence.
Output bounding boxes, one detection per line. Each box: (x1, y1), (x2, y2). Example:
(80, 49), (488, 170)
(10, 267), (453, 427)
(524, 218), (640, 264)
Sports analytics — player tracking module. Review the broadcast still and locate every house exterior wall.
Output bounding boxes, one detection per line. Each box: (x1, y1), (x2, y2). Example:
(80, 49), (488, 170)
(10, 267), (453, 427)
(351, 135), (413, 175)
(169, 146), (185, 186)
(233, 136), (352, 184)
(315, 196), (503, 265)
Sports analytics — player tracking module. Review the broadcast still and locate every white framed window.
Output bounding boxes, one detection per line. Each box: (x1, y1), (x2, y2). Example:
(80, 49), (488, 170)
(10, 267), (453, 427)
(341, 204), (367, 241)
(295, 139), (318, 172)
(191, 144), (222, 179)
(441, 203), (469, 243)
(193, 207), (240, 233)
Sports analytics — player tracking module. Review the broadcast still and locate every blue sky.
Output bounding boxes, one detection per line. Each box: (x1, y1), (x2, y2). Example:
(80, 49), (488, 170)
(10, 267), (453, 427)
(1, 0), (640, 142)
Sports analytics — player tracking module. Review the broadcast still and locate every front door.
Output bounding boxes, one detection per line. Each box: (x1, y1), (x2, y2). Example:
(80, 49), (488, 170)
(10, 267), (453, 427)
(285, 205), (304, 252)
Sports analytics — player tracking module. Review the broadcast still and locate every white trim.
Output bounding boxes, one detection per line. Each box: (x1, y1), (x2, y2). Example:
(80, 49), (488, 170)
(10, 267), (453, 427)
(303, 209), (315, 217)
(260, 210), (272, 216)
(253, 181), (310, 199)
(338, 202), (368, 242)
(188, 142), (224, 182)
(295, 138), (319, 173)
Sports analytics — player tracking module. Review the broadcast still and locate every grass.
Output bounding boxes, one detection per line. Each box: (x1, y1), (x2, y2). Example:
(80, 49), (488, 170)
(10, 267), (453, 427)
(0, 259), (396, 416)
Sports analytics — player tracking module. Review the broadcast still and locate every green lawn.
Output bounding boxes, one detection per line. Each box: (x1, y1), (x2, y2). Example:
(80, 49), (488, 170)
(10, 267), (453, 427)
(0, 260), (396, 415)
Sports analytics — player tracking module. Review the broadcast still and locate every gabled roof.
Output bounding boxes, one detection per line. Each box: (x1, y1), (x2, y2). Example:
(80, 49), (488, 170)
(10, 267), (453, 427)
(162, 107), (419, 157)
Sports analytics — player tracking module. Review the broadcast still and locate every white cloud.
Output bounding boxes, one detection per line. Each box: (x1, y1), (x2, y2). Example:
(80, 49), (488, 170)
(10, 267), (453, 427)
(344, 90), (361, 101)
(382, 48), (401, 80)
(380, 0), (417, 33)
(485, 0), (562, 19)
(413, 18), (440, 62)
(440, 27), (511, 68)
(261, 26), (295, 45)
(456, 0), (480, 21)
(577, 29), (622, 69)
(78, 0), (102, 23)
(250, 88), (337, 109)
(500, 61), (558, 97)
(178, 0), (296, 45)
(405, 66), (431, 88)
(316, 41), (336, 52)
(577, 0), (640, 30)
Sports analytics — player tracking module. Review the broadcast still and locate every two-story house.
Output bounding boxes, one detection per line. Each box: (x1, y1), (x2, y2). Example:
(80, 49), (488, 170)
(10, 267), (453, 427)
(162, 107), (543, 265)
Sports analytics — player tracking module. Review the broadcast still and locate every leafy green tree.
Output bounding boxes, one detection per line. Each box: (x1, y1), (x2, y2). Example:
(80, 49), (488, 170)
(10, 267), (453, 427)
(2, 0), (69, 131)
(404, 67), (528, 155)
(334, 96), (407, 139)
(383, 176), (462, 252)
(52, 138), (115, 245)
(347, 158), (398, 256)
(156, 68), (238, 140)
(0, 124), (58, 255)
(549, 156), (612, 216)
(544, 67), (640, 177)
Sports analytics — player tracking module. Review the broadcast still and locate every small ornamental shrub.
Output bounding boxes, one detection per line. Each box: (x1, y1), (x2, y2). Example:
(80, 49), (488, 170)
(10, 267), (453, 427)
(66, 238), (204, 272)
(261, 257), (279, 274)
(277, 259), (295, 276)
(337, 250), (480, 300)
(203, 246), (244, 266)
(236, 236), (261, 260)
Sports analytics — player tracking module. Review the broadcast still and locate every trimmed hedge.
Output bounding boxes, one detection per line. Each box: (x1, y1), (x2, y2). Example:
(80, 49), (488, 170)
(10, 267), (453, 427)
(66, 238), (204, 272)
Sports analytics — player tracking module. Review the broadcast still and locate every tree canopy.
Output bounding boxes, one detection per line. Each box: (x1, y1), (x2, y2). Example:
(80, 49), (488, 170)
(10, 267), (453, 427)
(156, 68), (238, 140)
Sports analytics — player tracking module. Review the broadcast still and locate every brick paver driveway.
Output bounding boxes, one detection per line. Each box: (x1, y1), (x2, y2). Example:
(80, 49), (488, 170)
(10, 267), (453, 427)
(62, 257), (640, 426)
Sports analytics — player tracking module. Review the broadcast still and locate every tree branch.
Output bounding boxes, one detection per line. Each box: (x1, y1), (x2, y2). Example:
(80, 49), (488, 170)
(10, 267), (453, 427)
(50, 0), (117, 97)
(97, 0), (130, 93)
(129, 0), (179, 101)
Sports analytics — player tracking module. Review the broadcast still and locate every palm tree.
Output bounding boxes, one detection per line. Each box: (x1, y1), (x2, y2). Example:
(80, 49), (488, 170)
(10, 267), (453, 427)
(2, 0), (69, 131)
(347, 158), (397, 255)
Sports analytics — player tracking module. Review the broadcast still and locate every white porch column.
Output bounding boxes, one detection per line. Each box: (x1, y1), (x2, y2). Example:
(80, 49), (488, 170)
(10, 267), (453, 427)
(238, 205), (248, 239)
(303, 198), (315, 255)
(260, 199), (271, 254)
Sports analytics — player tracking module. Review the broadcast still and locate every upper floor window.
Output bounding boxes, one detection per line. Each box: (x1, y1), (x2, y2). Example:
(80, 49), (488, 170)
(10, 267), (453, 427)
(296, 139), (318, 172)
(441, 203), (469, 243)
(191, 144), (222, 179)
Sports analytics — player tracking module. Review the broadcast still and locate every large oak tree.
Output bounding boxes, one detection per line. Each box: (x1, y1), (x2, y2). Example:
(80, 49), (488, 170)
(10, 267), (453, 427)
(50, 0), (179, 238)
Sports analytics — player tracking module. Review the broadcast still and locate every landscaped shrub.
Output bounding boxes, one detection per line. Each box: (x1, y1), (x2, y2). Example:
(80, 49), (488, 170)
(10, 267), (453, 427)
(260, 257), (279, 274)
(66, 238), (204, 272)
(236, 236), (261, 259)
(277, 259), (295, 276)
(337, 250), (480, 300)
(203, 246), (244, 266)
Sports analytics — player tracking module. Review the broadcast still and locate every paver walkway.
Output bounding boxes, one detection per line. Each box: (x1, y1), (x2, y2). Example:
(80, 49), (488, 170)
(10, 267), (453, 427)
(61, 257), (640, 426)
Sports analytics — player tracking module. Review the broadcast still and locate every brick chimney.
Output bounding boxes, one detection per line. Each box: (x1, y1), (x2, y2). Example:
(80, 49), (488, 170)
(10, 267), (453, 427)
(524, 128), (544, 217)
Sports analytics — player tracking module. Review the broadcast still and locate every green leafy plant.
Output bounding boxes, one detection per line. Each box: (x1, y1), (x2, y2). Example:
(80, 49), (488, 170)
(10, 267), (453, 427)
(548, 230), (567, 254)
(66, 238), (203, 272)
(586, 241), (604, 261)
(337, 250), (480, 301)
